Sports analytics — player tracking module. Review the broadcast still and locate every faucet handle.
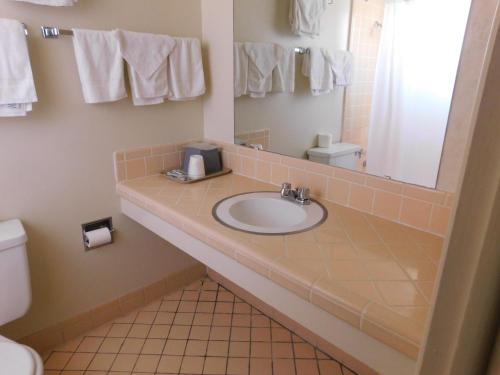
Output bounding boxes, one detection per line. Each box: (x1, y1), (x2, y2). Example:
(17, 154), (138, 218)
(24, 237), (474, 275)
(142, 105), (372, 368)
(280, 182), (292, 198)
(296, 187), (311, 204)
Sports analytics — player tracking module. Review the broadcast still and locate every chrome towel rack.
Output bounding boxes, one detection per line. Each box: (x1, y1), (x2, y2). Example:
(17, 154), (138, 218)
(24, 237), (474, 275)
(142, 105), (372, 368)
(41, 26), (73, 38)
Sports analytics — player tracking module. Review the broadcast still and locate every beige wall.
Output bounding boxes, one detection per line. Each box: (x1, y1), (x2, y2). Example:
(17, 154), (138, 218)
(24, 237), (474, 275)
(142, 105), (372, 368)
(201, 0), (234, 144)
(0, 0), (203, 339)
(234, 0), (351, 159)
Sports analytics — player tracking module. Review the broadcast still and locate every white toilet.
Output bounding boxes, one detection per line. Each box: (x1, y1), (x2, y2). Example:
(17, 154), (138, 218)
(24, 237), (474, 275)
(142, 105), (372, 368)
(307, 142), (362, 170)
(0, 219), (43, 375)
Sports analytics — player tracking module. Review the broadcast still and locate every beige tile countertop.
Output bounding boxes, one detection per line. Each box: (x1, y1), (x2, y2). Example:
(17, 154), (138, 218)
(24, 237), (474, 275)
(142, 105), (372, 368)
(116, 173), (443, 360)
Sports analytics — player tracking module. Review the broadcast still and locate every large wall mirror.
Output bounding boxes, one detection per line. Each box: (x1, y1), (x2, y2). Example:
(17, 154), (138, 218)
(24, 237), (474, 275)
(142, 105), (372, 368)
(233, 0), (472, 188)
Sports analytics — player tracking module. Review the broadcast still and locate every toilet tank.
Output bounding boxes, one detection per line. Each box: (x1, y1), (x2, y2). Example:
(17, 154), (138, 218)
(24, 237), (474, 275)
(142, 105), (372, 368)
(0, 220), (31, 326)
(307, 143), (362, 170)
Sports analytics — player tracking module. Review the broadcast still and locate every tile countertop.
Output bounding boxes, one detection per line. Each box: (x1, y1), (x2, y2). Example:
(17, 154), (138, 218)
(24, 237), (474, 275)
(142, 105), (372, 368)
(116, 173), (443, 360)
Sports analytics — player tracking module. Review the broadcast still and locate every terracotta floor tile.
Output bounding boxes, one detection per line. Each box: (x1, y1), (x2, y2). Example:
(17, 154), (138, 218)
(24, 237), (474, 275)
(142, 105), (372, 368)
(318, 360), (343, 375)
(174, 312), (195, 325)
(293, 343), (316, 359)
(272, 342), (294, 358)
(250, 358), (272, 375)
(107, 323), (131, 338)
(64, 353), (94, 370)
(98, 337), (124, 353)
(163, 339), (186, 356)
(154, 312), (174, 325)
(135, 311), (156, 324)
(203, 357), (227, 374)
(42, 277), (359, 375)
(87, 353), (116, 371)
(227, 357), (250, 375)
(231, 327), (251, 341)
(210, 326), (231, 341)
(229, 341), (250, 357)
(148, 324), (171, 339)
(273, 358), (296, 375)
(119, 338), (145, 354)
(133, 354), (160, 372)
(157, 355), (182, 373)
(141, 338), (166, 355)
(295, 359), (319, 375)
(206, 340), (229, 357)
(251, 327), (271, 342)
(110, 353), (138, 372)
(193, 312), (213, 326)
(185, 340), (208, 356)
(189, 325), (211, 340)
(180, 355), (205, 374)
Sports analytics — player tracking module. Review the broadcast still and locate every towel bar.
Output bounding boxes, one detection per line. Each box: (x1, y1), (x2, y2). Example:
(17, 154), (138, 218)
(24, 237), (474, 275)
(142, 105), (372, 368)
(41, 26), (73, 38)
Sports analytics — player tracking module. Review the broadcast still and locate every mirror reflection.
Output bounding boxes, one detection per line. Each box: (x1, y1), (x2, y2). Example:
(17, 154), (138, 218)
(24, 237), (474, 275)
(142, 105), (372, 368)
(234, 0), (471, 188)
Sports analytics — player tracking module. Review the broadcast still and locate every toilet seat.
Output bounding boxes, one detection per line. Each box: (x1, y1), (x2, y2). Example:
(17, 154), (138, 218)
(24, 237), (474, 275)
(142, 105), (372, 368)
(0, 336), (43, 375)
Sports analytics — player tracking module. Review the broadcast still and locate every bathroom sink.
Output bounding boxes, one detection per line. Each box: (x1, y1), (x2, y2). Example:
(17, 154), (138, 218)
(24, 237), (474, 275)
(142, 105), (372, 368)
(212, 192), (327, 235)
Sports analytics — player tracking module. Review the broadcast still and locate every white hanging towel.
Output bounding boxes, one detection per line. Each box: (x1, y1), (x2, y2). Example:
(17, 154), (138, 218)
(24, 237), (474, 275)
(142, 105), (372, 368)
(243, 42), (283, 98)
(0, 18), (37, 117)
(323, 49), (353, 86)
(167, 37), (206, 101)
(72, 29), (127, 104)
(13, 0), (77, 5)
(234, 43), (248, 98)
(273, 47), (296, 94)
(289, 0), (328, 38)
(116, 29), (176, 106)
(302, 47), (353, 96)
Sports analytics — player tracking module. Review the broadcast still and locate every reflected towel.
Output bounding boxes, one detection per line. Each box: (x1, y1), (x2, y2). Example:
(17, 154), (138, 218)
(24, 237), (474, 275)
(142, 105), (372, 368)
(0, 18), (37, 117)
(289, 0), (328, 38)
(244, 42), (284, 98)
(234, 43), (248, 98)
(273, 47), (296, 94)
(302, 47), (353, 96)
(72, 29), (127, 103)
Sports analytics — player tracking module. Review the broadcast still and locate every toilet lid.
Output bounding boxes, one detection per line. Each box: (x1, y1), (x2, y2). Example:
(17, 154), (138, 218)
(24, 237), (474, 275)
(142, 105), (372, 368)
(308, 143), (362, 158)
(0, 342), (36, 375)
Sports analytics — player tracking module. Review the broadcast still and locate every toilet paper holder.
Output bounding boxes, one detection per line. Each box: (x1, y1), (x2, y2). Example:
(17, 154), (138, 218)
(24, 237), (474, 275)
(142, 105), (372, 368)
(81, 217), (114, 251)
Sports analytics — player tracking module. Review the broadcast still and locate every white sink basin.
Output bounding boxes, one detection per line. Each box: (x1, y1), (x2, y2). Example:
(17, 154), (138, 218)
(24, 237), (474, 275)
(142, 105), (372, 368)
(212, 192), (327, 235)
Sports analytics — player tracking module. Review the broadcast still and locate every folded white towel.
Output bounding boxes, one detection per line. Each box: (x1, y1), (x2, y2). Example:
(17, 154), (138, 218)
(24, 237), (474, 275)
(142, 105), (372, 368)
(72, 29), (127, 104)
(234, 43), (248, 98)
(0, 18), (37, 117)
(14, 0), (77, 5)
(167, 37), (206, 101)
(116, 29), (176, 106)
(244, 43), (284, 98)
(302, 47), (353, 96)
(289, 0), (328, 38)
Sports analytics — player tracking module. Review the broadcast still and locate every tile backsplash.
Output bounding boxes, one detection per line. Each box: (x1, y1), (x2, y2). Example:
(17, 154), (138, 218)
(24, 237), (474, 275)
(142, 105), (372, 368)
(114, 140), (454, 237)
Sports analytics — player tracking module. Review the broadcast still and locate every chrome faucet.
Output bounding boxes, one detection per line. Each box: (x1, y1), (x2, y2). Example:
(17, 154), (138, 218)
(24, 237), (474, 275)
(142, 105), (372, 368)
(280, 182), (311, 205)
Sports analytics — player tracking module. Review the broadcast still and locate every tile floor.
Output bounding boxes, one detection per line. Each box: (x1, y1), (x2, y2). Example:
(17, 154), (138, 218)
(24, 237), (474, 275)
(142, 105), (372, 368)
(43, 278), (357, 375)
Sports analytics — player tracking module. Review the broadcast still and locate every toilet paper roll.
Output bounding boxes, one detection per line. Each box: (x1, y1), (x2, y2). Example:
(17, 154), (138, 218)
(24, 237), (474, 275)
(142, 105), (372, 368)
(84, 227), (112, 248)
(188, 155), (206, 178)
(318, 133), (333, 148)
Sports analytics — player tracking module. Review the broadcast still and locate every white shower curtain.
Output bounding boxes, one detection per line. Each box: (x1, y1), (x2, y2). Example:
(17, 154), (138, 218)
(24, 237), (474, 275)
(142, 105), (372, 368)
(366, 0), (471, 188)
